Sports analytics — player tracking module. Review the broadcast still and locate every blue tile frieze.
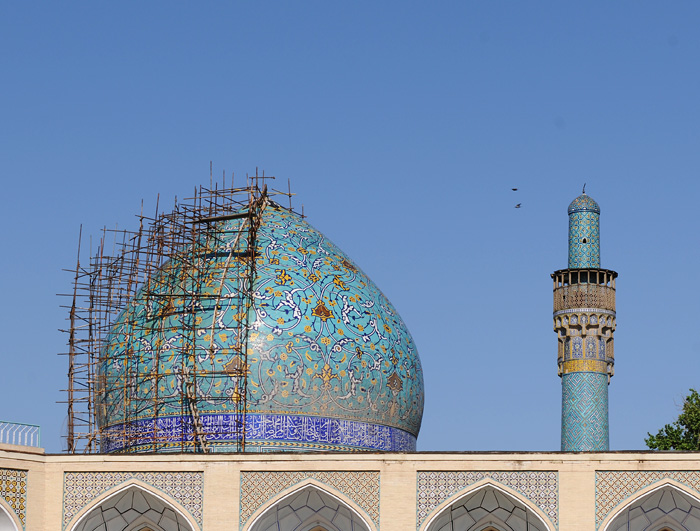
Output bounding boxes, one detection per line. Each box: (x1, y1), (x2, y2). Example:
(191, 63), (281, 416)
(101, 413), (416, 452)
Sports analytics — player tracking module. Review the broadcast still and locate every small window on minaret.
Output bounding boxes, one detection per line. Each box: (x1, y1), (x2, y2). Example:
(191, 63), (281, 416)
(582, 238), (587, 243)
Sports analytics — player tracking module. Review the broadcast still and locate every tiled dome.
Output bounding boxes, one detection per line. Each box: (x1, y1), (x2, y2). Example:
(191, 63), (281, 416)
(98, 201), (424, 453)
(567, 193), (600, 215)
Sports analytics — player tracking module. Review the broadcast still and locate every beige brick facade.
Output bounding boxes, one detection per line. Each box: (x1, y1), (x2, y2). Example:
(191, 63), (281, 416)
(2, 444), (700, 530)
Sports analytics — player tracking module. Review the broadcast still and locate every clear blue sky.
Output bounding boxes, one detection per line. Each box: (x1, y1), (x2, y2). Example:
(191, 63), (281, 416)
(1, 2), (699, 453)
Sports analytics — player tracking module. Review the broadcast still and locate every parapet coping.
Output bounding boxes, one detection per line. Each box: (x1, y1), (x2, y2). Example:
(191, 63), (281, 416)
(5, 450), (694, 466)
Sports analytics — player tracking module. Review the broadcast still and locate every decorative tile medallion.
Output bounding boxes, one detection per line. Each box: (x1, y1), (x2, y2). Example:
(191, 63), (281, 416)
(0, 468), (27, 529)
(416, 471), (558, 529)
(595, 471), (700, 529)
(240, 471), (379, 528)
(62, 471), (203, 529)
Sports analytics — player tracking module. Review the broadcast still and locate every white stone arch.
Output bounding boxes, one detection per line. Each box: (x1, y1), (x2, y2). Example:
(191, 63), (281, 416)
(0, 498), (21, 531)
(66, 480), (198, 531)
(602, 480), (700, 531)
(244, 479), (376, 531)
(421, 479), (554, 531)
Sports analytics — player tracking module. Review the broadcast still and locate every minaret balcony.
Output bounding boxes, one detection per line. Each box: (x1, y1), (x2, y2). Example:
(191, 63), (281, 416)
(552, 268), (617, 312)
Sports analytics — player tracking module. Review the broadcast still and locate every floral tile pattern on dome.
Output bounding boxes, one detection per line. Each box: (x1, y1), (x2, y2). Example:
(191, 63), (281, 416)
(100, 202), (423, 452)
(0, 468), (27, 529)
(62, 472), (203, 529)
(240, 471), (379, 528)
(595, 471), (700, 529)
(416, 471), (558, 529)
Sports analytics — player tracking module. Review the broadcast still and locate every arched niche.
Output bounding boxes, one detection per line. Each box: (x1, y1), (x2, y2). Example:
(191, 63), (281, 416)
(424, 483), (552, 531)
(69, 484), (195, 531)
(248, 484), (371, 531)
(605, 484), (700, 531)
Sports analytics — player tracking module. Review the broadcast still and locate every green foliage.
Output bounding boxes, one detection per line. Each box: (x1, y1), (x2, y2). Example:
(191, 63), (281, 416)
(645, 389), (700, 451)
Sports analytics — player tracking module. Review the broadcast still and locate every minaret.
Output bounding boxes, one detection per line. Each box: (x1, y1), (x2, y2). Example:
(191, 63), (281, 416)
(552, 191), (617, 451)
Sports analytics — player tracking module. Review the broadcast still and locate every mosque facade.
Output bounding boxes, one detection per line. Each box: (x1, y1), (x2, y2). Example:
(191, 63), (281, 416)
(0, 188), (699, 531)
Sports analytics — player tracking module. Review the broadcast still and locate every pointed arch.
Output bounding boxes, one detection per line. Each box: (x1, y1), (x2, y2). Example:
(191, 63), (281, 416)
(421, 479), (554, 531)
(66, 480), (198, 531)
(244, 479), (376, 531)
(0, 498), (21, 531)
(601, 480), (700, 531)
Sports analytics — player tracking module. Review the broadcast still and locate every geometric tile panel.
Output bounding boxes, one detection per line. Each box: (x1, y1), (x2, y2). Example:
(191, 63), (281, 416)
(595, 471), (700, 529)
(567, 192), (601, 270)
(416, 471), (558, 529)
(0, 468), (27, 529)
(561, 372), (609, 451)
(62, 472), (203, 529)
(568, 210), (600, 269)
(240, 471), (380, 528)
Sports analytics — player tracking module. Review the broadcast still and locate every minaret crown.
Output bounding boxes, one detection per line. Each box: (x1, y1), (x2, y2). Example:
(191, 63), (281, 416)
(567, 193), (600, 215)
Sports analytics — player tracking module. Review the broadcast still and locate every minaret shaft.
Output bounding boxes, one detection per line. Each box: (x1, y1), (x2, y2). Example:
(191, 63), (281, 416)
(553, 193), (617, 451)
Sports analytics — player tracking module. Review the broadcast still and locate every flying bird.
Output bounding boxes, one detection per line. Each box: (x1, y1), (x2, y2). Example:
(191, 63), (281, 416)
(515, 203), (522, 208)
(512, 188), (518, 191)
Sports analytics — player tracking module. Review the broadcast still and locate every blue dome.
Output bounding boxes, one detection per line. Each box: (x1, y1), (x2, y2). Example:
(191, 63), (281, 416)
(98, 202), (424, 453)
(567, 193), (600, 215)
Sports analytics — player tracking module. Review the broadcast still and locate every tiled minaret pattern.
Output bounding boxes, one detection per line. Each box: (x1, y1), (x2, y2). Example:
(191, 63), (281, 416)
(552, 192), (617, 451)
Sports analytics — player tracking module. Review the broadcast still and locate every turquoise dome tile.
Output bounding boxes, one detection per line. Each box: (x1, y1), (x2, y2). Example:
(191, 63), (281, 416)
(567, 193), (600, 215)
(98, 202), (424, 452)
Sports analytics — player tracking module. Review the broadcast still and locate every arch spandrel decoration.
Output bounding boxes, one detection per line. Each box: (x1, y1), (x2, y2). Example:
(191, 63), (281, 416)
(62, 472), (203, 529)
(240, 472), (379, 530)
(417, 472), (558, 529)
(596, 471), (700, 529)
(0, 469), (26, 530)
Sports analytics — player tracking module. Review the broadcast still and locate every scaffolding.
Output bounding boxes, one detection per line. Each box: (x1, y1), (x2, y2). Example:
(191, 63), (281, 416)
(60, 170), (300, 454)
